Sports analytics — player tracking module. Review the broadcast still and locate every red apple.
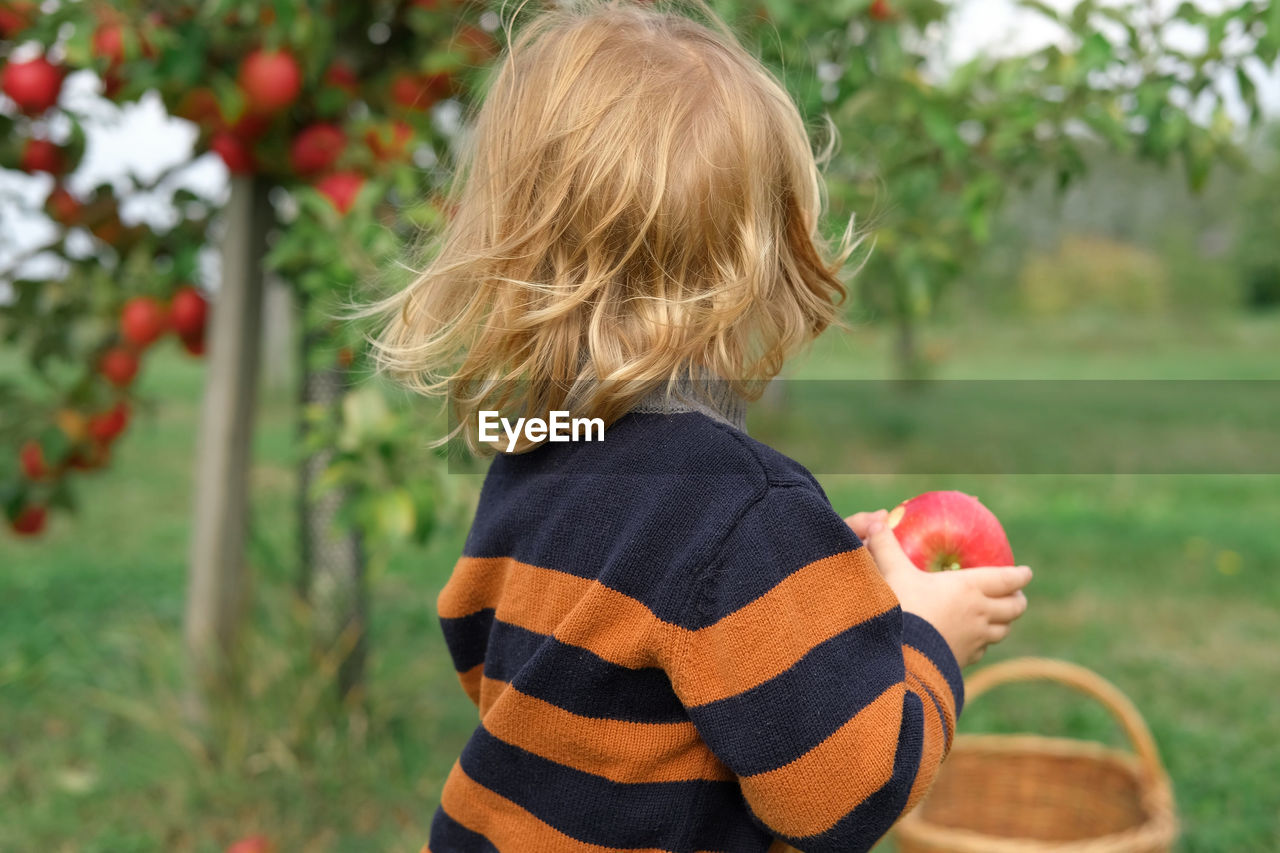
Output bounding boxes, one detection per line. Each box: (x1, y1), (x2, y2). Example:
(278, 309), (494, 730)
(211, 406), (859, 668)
(120, 296), (168, 349)
(226, 110), (272, 141)
(238, 49), (302, 115)
(87, 402), (130, 444)
(174, 87), (223, 130)
(19, 440), (50, 480)
(20, 138), (65, 175)
(68, 441), (111, 471)
(169, 286), (208, 339)
(389, 71), (451, 111)
(10, 505), (47, 537)
(93, 23), (126, 66)
(869, 0), (894, 20)
(0, 2), (36, 38)
(886, 490), (1014, 572)
(1, 55), (64, 115)
(226, 835), (276, 853)
(315, 171), (364, 215)
(45, 186), (84, 226)
(323, 61), (359, 97)
(99, 346), (140, 388)
(290, 122), (346, 175)
(210, 131), (254, 174)
(183, 325), (207, 350)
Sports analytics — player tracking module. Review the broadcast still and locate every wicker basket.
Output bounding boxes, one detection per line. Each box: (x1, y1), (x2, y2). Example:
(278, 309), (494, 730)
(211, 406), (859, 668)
(894, 657), (1178, 853)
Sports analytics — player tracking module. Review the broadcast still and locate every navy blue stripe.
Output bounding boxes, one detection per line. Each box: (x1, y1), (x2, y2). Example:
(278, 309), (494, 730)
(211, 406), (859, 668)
(910, 672), (952, 752)
(778, 691), (926, 853)
(687, 608), (905, 775)
(460, 725), (747, 850)
(698, 488), (863, 623)
(484, 618), (689, 723)
(439, 609), (494, 673)
(428, 804), (500, 852)
(902, 612), (965, 716)
(479, 617), (545, 682)
(464, 413), (843, 629)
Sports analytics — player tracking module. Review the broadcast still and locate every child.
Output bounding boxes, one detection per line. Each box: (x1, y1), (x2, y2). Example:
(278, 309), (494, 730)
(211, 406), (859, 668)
(373, 2), (1032, 850)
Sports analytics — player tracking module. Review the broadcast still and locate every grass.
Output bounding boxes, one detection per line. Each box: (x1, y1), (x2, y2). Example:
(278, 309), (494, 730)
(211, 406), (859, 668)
(2, 314), (1278, 852)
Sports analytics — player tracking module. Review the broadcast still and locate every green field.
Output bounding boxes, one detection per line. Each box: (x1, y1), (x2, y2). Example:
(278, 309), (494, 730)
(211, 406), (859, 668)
(2, 316), (1278, 852)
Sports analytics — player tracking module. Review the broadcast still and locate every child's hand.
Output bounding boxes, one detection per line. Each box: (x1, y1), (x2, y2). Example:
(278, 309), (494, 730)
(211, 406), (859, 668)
(846, 510), (1032, 667)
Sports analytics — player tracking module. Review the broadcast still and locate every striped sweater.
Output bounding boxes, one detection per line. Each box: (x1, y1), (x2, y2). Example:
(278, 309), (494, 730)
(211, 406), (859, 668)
(427, 409), (964, 852)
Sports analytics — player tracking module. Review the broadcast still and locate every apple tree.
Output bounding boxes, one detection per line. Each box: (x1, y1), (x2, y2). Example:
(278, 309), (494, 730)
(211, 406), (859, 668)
(740, 0), (1276, 374)
(3, 0), (1274, 715)
(0, 0), (495, 710)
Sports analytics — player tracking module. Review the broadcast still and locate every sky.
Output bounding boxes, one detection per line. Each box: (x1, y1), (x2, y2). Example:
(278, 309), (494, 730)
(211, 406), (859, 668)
(1, 0), (1277, 287)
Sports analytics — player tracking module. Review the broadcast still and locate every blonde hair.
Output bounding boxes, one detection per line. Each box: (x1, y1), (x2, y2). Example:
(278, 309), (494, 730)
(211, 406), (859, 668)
(369, 0), (859, 452)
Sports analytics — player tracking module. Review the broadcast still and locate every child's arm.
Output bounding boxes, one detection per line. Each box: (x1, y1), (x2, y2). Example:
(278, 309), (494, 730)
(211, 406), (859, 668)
(667, 484), (989, 853)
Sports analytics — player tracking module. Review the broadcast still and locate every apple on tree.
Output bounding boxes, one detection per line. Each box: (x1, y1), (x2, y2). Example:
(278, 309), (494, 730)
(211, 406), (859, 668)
(92, 23), (127, 67)
(44, 186), (84, 226)
(323, 61), (360, 97)
(390, 70), (452, 112)
(869, 0), (895, 21)
(9, 504), (47, 537)
(238, 48), (302, 115)
(99, 346), (141, 388)
(210, 131), (255, 174)
(887, 490), (1014, 572)
(0, 2), (36, 38)
(20, 138), (66, 175)
(290, 123), (346, 176)
(1, 55), (64, 115)
(19, 440), (51, 480)
(120, 296), (168, 349)
(87, 402), (130, 445)
(169, 286), (208, 339)
(315, 171), (365, 215)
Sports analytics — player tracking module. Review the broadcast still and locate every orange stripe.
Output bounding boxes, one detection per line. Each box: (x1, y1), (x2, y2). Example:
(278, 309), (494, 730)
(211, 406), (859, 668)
(903, 646), (957, 746)
(458, 663), (483, 708)
(480, 684), (733, 784)
(439, 551), (898, 706)
(738, 683), (907, 838)
(479, 674), (510, 716)
(439, 761), (681, 853)
(440, 557), (663, 667)
(678, 548), (898, 705)
(903, 672), (946, 814)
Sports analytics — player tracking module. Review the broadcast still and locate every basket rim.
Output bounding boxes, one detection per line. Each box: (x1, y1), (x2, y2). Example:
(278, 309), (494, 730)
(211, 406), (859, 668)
(896, 733), (1178, 853)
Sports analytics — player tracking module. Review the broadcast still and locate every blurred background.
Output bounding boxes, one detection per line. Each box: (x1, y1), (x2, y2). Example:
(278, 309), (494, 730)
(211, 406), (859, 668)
(1, 1), (1277, 851)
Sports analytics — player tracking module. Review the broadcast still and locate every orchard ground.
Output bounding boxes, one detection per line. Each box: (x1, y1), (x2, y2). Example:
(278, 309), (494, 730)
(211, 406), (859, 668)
(2, 314), (1278, 852)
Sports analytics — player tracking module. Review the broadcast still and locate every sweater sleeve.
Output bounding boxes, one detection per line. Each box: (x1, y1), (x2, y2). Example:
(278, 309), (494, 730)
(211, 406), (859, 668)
(665, 482), (964, 852)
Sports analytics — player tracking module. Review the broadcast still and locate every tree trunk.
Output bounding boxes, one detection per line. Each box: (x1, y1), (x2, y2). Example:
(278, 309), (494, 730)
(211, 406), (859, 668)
(298, 313), (367, 701)
(894, 311), (923, 381)
(184, 176), (271, 720)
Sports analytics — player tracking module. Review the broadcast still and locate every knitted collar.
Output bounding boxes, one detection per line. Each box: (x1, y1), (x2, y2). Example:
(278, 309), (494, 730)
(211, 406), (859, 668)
(628, 375), (748, 433)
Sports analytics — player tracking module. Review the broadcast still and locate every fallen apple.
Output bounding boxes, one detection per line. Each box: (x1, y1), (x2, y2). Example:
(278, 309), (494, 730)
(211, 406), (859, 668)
(226, 835), (276, 853)
(887, 490), (1014, 572)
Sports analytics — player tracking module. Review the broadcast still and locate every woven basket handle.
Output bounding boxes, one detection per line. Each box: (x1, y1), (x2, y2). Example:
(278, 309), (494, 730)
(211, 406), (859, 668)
(964, 657), (1170, 786)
